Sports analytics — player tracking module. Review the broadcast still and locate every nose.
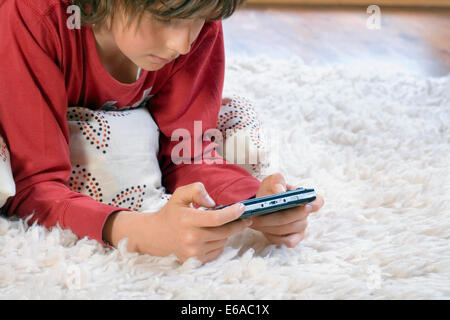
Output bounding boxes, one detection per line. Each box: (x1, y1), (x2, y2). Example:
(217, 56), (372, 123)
(165, 25), (193, 56)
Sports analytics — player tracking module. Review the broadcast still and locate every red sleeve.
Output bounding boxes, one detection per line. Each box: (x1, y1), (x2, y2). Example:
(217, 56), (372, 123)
(149, 21), (261, 206)
(0, 0), (132, 245)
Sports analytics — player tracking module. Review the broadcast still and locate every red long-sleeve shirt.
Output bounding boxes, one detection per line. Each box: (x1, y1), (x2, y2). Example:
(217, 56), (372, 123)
(0, 0), (260, 245)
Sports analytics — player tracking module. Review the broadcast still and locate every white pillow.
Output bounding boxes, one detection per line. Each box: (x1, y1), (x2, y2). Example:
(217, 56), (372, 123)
(0, 134), (16, 208)
(65, 96), (268, 214)
(66, 106), (170, 213)
(216, 95), (269, 180)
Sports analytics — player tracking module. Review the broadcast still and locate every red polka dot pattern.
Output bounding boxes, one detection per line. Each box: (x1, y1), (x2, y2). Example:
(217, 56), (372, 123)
(66, 164), (103, 203)
(111, 185), (147, 211)
(218, 96), (263, 149)
(67, 107), (112, 155)
(159, 190), (172, 202)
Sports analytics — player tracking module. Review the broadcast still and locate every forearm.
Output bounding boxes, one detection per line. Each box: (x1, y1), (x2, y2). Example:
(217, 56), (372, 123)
(102, 209), (168, 256)
(162, 162), (261, 206)
(2, 181), (134, 245)
(102, 208), (174, 257)
(159, 138), (261, 205)
(102, 210), (142, 250)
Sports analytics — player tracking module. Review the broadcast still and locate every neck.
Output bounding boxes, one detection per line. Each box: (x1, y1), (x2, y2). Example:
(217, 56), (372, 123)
(92, 24), (140, 84)
(92, 24), (126, 65)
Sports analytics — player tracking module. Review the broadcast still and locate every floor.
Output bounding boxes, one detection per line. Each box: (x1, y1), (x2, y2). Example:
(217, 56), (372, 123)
(222, 4), (450, 77)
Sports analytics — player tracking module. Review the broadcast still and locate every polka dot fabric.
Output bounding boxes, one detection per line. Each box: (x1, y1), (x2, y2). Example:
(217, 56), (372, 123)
(65, 97), (268, 214)
(66, 106), (170, 213)
(217, 95), (269, 180)
(67, 108), (114, 155)
(0, 134), (15, 208)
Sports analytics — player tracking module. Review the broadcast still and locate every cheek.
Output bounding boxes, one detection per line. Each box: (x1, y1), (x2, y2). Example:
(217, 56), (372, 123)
(123, 38), (151, 57)
(114, 28), (161, 58)
(191, 22), (205, 43)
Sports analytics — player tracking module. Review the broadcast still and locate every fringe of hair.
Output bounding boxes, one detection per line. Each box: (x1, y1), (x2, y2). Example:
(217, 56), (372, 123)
(71, 0), (246, 27)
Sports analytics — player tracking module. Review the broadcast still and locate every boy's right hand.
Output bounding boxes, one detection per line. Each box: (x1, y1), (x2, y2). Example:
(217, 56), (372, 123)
(105, 182), (252, 264)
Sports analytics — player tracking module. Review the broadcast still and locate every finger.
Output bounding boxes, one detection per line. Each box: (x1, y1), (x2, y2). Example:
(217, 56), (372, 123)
(187, 202), (247, 227)
(201, 218), (253, 241)
(251, 204), (312, 228)
(172, 182), (216, 208)
(286, 184), (296, 191)
(255, 219), (307, 236)
(203, 239), (228, 253)
(264, 232), (305, 248)
(270, 172), (287, 194)
(307, 194), (325, 213)
(202, 247), (225, 264)
(187, 239), (228, 264)
(286, 183), (303, 190)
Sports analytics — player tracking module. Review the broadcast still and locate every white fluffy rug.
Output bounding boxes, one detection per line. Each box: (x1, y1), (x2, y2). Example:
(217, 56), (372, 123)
(1, 56), (449, 300)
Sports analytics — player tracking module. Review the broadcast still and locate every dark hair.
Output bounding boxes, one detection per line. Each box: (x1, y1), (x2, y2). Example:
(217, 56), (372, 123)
(72, 0), (246, 27)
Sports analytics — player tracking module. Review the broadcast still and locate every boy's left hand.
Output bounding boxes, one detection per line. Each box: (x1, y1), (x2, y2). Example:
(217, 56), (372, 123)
(251, 173), (325, 248)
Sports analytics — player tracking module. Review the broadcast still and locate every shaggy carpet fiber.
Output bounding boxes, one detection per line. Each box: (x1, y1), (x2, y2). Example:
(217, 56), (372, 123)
(1, 56), (449, 299)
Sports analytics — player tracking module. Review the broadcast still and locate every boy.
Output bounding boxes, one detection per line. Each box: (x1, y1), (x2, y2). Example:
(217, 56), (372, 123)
(0, 0), (324, 264)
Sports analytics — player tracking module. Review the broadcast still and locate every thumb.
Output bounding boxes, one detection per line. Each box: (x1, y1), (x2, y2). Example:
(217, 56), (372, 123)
(172, 182), (216, 208)
(270, 173), (287, 194)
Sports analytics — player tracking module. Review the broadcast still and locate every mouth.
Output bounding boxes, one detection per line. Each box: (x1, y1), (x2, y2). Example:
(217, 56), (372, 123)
(149, 54), (174, 64)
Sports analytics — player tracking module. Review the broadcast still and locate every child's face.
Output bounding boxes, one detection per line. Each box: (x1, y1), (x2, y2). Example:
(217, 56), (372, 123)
(109, 10), (206, 71)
